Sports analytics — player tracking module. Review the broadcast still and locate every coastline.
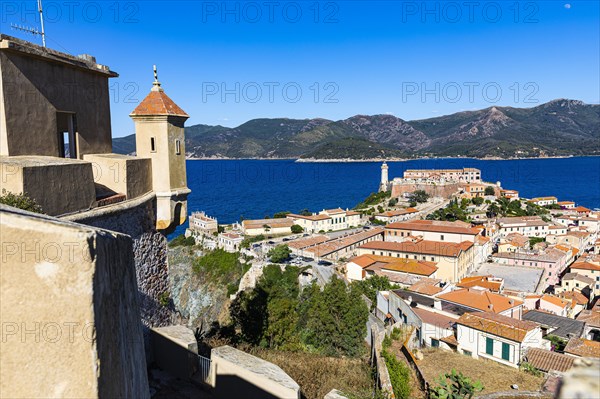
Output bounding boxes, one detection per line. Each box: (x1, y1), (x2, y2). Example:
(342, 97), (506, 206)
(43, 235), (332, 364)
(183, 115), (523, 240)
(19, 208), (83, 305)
(185, 155), (598, 162)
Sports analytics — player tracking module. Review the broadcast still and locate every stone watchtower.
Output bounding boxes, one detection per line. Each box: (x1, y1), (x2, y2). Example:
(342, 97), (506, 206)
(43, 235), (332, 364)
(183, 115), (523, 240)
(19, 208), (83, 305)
(379, 161), (389, 192)
(130, 67), (190, 233)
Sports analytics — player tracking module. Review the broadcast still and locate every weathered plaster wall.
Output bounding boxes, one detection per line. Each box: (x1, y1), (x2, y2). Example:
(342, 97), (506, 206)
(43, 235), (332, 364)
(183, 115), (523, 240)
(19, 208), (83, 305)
(64, 193), (174, 328)
(0, 205), (149, 398)
(0, 44), (114, 157)
(0, 155), (96, 216)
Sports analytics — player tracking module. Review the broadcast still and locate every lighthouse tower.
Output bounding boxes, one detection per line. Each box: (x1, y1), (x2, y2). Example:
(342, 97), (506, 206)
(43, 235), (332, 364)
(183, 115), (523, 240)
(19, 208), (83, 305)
(379, 161), (389, 192)
(130, 66), (191, 233)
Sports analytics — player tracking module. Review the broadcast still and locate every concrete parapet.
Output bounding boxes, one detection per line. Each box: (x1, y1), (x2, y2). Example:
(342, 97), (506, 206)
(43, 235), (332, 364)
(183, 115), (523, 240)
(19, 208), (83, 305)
(150, 325), (198, 380)
(83, 153), (152, 200)
(0, 155), (96, 216)
(210, 345), (300, 399)
(0, 204), (149, 398)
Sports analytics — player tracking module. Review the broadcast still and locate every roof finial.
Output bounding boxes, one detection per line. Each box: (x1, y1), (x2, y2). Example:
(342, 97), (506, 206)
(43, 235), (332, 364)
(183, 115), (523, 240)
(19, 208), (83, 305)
(152, 65), (162, 92)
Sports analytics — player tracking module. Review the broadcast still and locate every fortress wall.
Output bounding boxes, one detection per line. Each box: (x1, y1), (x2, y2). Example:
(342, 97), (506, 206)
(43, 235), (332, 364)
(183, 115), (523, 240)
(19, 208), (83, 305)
(391, 182), (461, 199)
(63, 193), (173, 329)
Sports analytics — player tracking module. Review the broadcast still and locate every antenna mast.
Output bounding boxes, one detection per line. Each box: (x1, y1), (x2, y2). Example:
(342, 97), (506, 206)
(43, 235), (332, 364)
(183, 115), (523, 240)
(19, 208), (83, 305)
(38, 0), (46, 47)
(9, 1), (46, 47)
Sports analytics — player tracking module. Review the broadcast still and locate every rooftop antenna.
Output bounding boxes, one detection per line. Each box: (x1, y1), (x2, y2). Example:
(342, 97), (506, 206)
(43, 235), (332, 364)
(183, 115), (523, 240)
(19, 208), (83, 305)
(9, 0), (46, 47)
(38, 0), (47, 47)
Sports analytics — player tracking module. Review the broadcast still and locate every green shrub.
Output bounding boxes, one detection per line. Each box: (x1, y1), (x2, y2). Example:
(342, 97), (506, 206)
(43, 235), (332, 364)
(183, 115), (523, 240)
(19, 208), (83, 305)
(291, 224), (303, 234)
(520, 362), (543, 377)
(267, 244), (292, 263)
(381, 348), (410, 399)
(429, 369), (484, 399)
(158, 291), (170, 307)
(192, 248), (250, 284)
(169, 234), (196, 247)
(0, 190), (43, 213)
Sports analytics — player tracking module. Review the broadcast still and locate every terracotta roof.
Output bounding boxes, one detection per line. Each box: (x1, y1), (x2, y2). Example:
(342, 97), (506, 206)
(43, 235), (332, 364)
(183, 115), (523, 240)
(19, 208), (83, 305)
(221, 232), (242, 239)
(457, 275), (503, 292)
(386, 220), (481, 235)
(287, 213), (331, 221)
(439, 288), (522, 313)
(305, 228), (384, 257)
(409, 278), (443, 296)
(571, 261), (600, 272)
(323, 208), (345, 214)
(242, 218), (293, 230)
(360, 240), (473, 257)
(377, 208), (418, 217)
(440, 335), (459, 346)
(130, 87), (189, 117)
(349, 254), (378, 268)
(541, 295), (571, 310)
(558, 291), (589, 307)
(564, 338), (600, 358)
(576, 310), (600, 328)
(526, 348), (575, 372)
(457, 312), (539, 342)
(412, 307), (456, 329)
(346, 211), (361, 216)
(573, 206), (591, 212)
(286, 235), (330, 250)
(351, 254), (438, 276)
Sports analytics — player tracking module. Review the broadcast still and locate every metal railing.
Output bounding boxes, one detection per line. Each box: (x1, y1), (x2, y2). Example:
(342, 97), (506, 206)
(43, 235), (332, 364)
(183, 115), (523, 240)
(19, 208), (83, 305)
(197, 354), (212, 383)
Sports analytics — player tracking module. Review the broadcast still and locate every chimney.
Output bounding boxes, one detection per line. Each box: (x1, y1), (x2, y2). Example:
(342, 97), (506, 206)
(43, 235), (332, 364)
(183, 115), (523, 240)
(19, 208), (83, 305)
(488, 303), (494, 311)
(433, 298), (442, 310)
(407, 296), (413, 304)
(509, 299), (514, 305)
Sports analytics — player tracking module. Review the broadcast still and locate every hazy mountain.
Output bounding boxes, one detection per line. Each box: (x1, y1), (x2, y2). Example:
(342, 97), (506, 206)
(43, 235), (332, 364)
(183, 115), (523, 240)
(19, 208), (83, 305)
(113, 99), (599, 159)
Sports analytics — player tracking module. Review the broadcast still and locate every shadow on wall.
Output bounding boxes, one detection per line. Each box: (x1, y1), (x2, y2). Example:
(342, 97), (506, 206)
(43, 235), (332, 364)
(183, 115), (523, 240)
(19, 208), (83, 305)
(214, 375), (281, 399)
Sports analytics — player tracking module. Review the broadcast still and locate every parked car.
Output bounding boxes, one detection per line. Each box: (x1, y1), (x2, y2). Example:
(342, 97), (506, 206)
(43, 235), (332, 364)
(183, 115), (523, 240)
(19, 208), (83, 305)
(282, 238), (290, 242)
(302, 257), (314, 262)
(267, 241), (275, 245)
(318, 260), (332, 266)
(302, 233), (310, 237)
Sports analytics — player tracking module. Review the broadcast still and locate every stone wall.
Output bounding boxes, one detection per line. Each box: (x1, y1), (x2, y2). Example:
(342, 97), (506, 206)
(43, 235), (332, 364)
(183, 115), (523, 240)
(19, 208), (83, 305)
(391, 182), (461, 199)
(63, 193), (174, 328)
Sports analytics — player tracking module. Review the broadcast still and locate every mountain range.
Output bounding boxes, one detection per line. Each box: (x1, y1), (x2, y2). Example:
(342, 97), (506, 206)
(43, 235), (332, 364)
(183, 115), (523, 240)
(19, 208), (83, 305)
(112, 99), (600, 159)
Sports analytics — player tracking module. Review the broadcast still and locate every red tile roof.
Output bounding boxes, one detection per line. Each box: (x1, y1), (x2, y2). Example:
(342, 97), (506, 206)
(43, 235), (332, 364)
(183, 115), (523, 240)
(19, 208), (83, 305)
(360, 240), (473, 257)
(457, 312), (538, 342)
(386, 220), (481, 235)
(457, 275), (503, 292)
(412, 307), (456, 329)
(564, 338), (600, 358)
(130, 88), (189, 117)
(526, 348), (575, 372)
(439, 288), (522, 313)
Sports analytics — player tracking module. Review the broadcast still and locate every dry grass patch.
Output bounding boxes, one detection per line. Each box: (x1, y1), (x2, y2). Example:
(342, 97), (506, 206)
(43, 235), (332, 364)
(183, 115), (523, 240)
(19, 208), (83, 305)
(248, 348), (373, 399)
(417, 348), (545, 395)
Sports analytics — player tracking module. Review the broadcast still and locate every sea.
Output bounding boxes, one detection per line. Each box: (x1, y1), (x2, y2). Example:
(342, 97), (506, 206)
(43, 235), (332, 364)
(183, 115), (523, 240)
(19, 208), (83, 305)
(171, 156), (600, 238)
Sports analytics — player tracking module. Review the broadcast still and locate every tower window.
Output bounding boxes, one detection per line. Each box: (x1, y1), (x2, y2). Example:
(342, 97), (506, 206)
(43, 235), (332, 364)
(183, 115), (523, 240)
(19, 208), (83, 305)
(176, 140), (181, 155)
(150, 137), (156, 152)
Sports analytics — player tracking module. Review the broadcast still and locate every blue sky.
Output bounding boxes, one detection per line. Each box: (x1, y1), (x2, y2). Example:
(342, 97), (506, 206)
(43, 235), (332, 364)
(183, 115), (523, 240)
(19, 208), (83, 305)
(2, 1), (599, 137)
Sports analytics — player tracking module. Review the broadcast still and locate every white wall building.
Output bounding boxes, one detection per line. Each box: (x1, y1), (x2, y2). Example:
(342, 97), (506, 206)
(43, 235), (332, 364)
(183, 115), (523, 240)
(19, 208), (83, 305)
(456, 312), (546, 368)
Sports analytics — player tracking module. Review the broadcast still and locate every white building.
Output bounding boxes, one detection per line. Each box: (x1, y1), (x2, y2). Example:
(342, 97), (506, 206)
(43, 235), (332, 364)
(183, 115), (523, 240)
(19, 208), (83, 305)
(286, 208), (361, 233)
(496, 216), (551, 238)
(188, 211), (218, 236)
(374, 208), (418, 224)
(384, 220), (482, 244)
(528, 197), (558, 206)
(403, 168), (481, 183)
(217, 232), (244, 252)
(241, 218), (293, 236)
(456, 312), (545, 368)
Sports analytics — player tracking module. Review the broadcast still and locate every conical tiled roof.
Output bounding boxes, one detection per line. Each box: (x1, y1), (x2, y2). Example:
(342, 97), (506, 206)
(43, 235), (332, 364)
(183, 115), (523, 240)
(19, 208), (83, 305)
(130, 82), (188, 117)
